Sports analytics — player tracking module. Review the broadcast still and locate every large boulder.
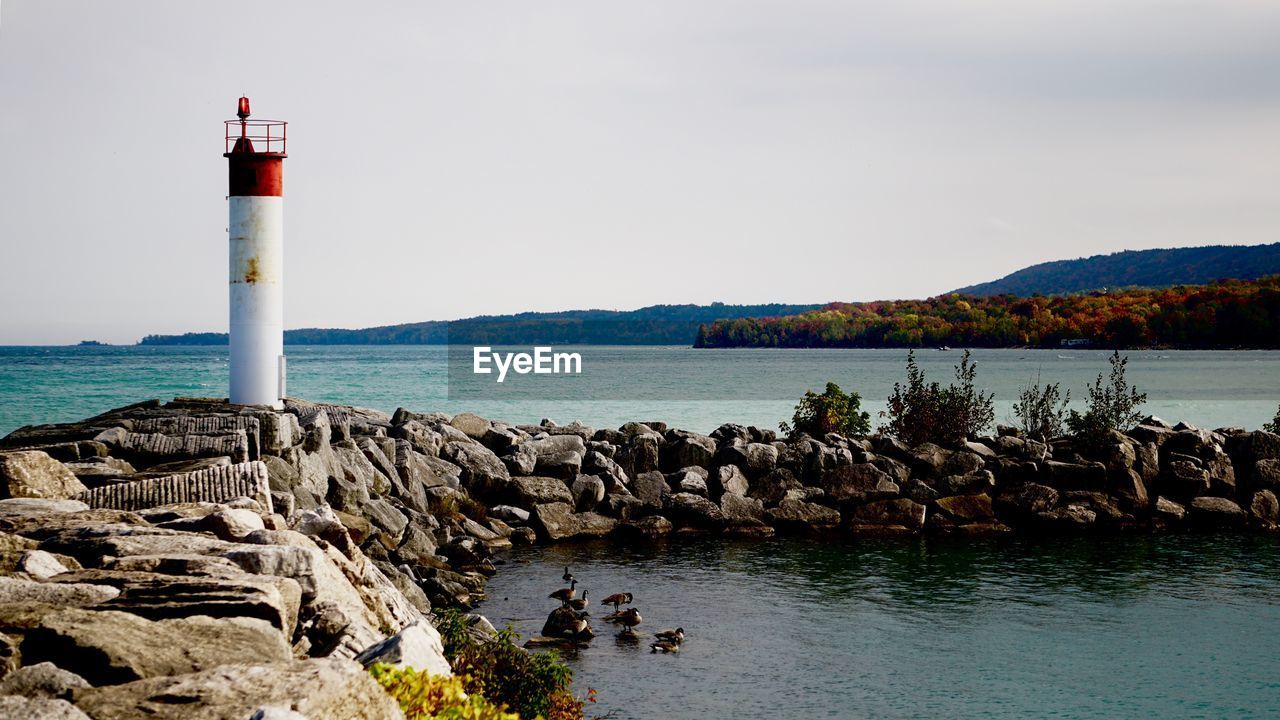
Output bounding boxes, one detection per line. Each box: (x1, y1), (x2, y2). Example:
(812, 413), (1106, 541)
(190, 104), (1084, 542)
(510, 476), (573, 507)
(0, 452), (87, 500)
(441, 442), (510, 499)
(766, 499), (840, 531)
(630, 471), (669, 508)
(353, 621), (451, 676)
(817, 464), (898, 504)
(934, 494), (996, 523)
(531, 503), (616, 541)
(848, 499), (926, 532)
(666, 493), (724, 529)
(1188, 497), (1247, 529)
(716, 443), (779, 479)
(70, 658), (403, 720)
(1249, 490), (1279, 530)
(22, 609), (290, 686)
(570, 475), (606, 512)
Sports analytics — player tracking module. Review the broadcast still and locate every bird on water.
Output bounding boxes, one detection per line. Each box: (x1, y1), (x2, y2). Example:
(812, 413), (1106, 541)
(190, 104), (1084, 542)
(569, 590), (589, 613)
(601, 592), (633, 611)
(549, 579), (577, 606)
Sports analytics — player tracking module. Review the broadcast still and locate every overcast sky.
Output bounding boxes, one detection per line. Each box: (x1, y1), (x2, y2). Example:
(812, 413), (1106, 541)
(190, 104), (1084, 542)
(1, 1), (1278, 344)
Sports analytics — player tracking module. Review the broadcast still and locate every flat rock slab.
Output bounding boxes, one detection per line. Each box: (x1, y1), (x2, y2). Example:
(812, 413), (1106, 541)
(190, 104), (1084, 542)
(77, 461), (272, 513)
(0, 696), (91, 719)
(71, 659), (404, 720)
(22, 608), (291, 686)
(0, 577), (119, 607)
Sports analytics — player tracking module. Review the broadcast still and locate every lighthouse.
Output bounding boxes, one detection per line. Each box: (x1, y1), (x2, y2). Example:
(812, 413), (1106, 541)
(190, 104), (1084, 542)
(224, 97), (287, 407)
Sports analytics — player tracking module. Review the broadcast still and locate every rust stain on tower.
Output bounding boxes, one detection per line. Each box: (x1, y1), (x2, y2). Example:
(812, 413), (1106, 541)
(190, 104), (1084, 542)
(243, 256), (260, 284)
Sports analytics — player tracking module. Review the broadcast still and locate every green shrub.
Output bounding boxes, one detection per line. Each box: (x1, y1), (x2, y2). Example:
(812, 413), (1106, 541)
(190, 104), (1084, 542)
(882, 349), (995, 447)
(435, 609), (585, 720)
(1012, 372), (1070, 442)
(370, 664), (520, 720)
(780, 382), (871, 439)
(1264, 403), (1279, 433)
(1066, 350), (1147, 446)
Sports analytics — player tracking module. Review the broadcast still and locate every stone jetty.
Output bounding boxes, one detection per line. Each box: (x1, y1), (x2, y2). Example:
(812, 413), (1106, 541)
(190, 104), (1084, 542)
(0, 396), (1277, 717)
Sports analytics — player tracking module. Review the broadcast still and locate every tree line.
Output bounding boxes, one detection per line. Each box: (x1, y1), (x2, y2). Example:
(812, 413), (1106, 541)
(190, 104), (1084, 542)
(696, 277), (1280, 349)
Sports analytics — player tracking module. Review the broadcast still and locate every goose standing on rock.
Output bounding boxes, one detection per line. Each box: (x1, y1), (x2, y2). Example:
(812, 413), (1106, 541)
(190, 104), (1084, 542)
(616, 607), (642, 639)
(569, 590), (589, 613)
(549, 579), (577, 606)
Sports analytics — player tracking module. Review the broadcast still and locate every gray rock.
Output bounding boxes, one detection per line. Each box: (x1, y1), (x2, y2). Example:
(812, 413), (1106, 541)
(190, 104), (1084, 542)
(631, 471), (669, 508)
(719, 492), (766, 527)
(848, 498), (927, 531)
(511, 476), (573, 507)
(716, 442), (779, 479)
(71, 658), (403, 720)
(1035, 504), (1098, 530)
(674, 471), (708, 497)
(663, 436), (716, 471)
(442, 441), (511, 498)
(1154, 496), (1187, 522)
(501, 445), (538, 476)
(0, 498), (90, 516)
(712, 465), (749, 498)
(22, 608), (290, 686)
(534, 451), (583, 481)
(748, 468), (803, 507)
(531, 502), (616, 541)
(354, 621), (451, 676)
(0, 452), (87, 500)
(666, 492), (724, 528)
(449, 412), (493, 440)
(994, 483), (1059, 517)
(0, 662), (91, 699)
(1188, 496), (1247, 528)
(818, 464), (898, 503)
(571, 475), (606, 512)
(0, 577), (119, 607)
(0, 697), (91, 720)
(767, 499), (840, 530)
(488, 505), (530, 523)
(1249, 490), (1279, 529)
(617, 515), (673, 538)
(1044, 460), (1108, 490)
(935, 470), (996, 496)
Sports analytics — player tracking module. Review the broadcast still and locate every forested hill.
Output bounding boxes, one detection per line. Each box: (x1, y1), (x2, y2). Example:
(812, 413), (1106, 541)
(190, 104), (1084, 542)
(138, 302), (823, 346)
(953, 243), (1280, 296)
(695, 277), (1280, 349)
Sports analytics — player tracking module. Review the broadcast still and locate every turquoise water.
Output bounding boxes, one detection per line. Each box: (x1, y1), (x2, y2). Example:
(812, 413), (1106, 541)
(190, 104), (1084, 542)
(1, 345), (1277, 436)
(480, 535), (1280, 719)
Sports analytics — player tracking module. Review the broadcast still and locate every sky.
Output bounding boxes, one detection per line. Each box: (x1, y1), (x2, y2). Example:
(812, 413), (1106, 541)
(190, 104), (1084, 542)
(1, 1), (1278, 344)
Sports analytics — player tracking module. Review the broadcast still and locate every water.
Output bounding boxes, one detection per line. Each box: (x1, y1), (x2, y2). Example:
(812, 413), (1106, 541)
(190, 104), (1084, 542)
(478, 535), (1280, 719)
(1, 345), (1278, 437)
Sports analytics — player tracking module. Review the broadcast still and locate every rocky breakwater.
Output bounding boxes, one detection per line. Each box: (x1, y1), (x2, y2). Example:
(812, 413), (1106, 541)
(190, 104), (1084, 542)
(1, 398), (1278, 715)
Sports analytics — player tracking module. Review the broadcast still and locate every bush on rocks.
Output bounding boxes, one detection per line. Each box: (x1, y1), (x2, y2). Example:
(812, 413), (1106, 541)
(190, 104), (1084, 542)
(779, 382), (871, 439)
(883, 350), (995, 447)
(1066, 351), (1147, 449)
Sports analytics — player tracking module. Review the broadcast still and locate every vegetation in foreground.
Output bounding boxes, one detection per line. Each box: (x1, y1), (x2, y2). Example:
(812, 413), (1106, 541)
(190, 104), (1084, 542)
(435, 609), (589, 720)
(697, 276), (1280, 349)
(370, 665), (520, 720)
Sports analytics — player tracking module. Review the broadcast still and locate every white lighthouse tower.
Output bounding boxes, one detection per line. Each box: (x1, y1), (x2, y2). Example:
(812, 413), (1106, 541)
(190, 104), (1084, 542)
(224, 97), (287, 407)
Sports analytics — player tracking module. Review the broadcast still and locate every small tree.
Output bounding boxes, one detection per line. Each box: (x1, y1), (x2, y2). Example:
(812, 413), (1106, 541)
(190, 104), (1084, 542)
(1264, 403), (1279, 434)
(780, 382), (871, 438)
(1066, 350), (1147, 446)
(882, 349), (994, 447)
(1012, 371), (1070, 442)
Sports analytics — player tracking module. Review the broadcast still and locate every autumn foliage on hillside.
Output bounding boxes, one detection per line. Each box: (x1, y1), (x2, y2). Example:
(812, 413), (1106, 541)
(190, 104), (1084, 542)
(695, 277), (1280, 349)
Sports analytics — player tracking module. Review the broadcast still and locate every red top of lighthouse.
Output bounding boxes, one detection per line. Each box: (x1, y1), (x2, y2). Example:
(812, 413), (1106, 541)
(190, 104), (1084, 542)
(224, 96), (287, 156)
(226, 97), (286, 197)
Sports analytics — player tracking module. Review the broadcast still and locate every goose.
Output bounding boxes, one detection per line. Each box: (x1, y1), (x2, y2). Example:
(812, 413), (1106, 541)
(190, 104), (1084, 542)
(562, 566), (575, 583)
(601, 592), (632, 611)
(650, 640), (680, 653)
(549, 579), (577, 605)
(566, 612), (594, 639)
(653, 628), (685, 644)
(615, 607), (641, 633)
(569, 590), (589, 613)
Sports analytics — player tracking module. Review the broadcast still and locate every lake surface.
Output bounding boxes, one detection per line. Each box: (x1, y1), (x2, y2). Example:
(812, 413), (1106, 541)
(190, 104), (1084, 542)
(478, 535), (1280, 719)
(0, 345), (1278, 437)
